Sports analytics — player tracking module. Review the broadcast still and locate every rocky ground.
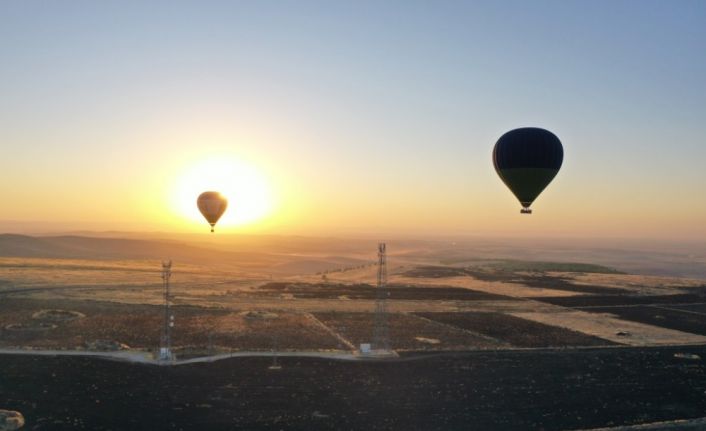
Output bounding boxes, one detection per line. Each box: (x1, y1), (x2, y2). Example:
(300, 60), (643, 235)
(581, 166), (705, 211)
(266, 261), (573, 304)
(1, 347), (706, 430)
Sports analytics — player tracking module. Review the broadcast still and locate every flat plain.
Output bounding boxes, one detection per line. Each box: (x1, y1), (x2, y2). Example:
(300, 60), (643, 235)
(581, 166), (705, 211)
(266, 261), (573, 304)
(2, 234), (706, 429)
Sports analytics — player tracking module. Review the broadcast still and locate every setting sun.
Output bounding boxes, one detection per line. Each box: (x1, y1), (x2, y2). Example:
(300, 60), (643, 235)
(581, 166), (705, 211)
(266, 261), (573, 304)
(171, 156), (273, 229)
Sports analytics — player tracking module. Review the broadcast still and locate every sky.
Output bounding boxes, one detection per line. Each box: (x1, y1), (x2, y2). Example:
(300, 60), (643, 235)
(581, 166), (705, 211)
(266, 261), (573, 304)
(1, 0), (705, 239)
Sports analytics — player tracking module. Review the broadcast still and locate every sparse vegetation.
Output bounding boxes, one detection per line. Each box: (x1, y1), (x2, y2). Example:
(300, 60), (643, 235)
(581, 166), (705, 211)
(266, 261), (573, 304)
(482, 260), (624, 274)
(32, 309), (85, 322)
(436, 259), (624, 274)
(255, 281), (512, 301)
(314, 312), (505, 351)
(3, 347), (706, 430)
(416, 312), (617, 348)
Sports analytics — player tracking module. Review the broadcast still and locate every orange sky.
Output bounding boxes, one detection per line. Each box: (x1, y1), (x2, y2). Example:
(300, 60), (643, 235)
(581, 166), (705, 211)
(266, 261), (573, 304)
(2, 2), (705, 240)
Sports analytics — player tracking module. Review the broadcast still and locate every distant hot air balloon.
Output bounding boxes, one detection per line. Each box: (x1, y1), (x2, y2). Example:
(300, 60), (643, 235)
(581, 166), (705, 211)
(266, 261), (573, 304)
(492, 127), (563, 214)
(197, 192), (228, 233)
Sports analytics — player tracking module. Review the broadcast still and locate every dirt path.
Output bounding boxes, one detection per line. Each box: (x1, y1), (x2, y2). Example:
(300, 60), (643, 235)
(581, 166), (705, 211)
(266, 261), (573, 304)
(0, 348), (370, 366)
(575, 417), (706, 430)
(512, 311), (706, 346)
(304, 313), (357, 351)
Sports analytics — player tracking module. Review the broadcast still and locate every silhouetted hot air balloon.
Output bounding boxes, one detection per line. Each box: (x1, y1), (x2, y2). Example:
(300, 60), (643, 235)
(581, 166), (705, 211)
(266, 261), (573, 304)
(197, 191), (228, 232)
(493, 127), (563, 214)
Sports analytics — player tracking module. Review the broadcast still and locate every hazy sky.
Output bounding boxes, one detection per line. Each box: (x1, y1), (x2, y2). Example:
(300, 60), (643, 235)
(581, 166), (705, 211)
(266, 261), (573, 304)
(1, 1), (705, 238)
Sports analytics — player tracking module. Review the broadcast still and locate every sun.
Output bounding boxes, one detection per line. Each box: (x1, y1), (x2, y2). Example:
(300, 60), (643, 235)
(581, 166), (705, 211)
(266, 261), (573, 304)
(172, 156), (273, 228)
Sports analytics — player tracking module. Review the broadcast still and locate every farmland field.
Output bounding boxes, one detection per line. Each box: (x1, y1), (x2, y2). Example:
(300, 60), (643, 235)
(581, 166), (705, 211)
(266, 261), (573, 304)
(415, 311), (617, 347)
(2, 242), (706, 430)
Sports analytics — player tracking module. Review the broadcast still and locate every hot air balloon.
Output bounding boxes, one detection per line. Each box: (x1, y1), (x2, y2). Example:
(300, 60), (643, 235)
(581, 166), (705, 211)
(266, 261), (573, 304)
(197, 191), (228, 232)
(492, 127), (563, 214)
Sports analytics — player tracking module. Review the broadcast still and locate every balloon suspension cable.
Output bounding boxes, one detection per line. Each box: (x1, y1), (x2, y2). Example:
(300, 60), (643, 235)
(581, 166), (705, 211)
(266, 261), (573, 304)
(210, 224), (215, 233)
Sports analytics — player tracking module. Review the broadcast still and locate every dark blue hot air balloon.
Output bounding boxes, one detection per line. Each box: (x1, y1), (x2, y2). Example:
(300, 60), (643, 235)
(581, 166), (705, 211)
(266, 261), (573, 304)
(493, 127), (563, 214)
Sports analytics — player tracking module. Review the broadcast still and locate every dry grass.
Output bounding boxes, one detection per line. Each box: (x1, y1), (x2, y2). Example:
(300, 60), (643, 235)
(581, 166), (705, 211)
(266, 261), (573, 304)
(314, 312), (506, 351)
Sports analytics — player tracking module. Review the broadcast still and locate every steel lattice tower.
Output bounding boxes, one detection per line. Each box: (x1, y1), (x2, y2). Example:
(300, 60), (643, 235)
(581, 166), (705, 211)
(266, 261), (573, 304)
(372, 243), (390, 352)
(160, 260), (173, 361)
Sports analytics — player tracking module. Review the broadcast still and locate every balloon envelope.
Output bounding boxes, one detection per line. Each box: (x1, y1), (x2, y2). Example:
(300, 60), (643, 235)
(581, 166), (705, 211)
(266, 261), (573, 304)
(492, 127), (563, 213)
(197, 191), (228, 232)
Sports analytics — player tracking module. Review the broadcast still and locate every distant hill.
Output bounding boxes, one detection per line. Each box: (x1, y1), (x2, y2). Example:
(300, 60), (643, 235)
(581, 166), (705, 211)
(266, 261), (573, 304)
(0, 234), (257, 263)
(1, 233), (705, 278)
(0, 234), (370, 275)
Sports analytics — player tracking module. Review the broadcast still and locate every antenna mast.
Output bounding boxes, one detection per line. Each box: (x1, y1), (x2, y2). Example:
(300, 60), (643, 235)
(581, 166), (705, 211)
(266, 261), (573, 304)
(160, 260), (174, 361)
(372, 243), (390, 353)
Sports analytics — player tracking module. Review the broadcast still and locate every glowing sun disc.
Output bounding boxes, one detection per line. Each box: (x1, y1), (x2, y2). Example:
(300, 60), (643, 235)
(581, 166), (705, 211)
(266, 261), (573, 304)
(172, 157), (272, 227)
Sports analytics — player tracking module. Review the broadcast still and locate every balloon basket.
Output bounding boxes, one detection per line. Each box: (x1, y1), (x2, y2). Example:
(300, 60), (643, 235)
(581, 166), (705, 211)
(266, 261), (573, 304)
(520, 208), (532, 214)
